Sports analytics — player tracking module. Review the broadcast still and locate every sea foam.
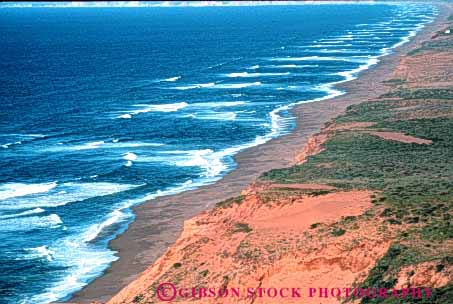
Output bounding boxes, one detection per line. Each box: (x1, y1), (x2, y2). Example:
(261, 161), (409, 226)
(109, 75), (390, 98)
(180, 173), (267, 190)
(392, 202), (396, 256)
(0, 213), (63, 232)
(56, 141), (164, 151)
(0, 207), (45, 219)
(174, 83), (215, 90)
(116, 102), (188, 119)
(185, 112), (237, 120)
(163, 76), (181, 82)
(213, 82), (262, 89)
(123, 152), (138, 167)
(0, 182), (141, 210)
(226, 72), (290, 77)
(22, 246), (56, 262)
(191, 101), (247, 107)
(0, 182), (57, 201)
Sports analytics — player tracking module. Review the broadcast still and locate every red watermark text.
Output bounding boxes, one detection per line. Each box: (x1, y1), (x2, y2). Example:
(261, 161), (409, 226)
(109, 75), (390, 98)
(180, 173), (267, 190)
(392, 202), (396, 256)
(155, 283), (432, 302)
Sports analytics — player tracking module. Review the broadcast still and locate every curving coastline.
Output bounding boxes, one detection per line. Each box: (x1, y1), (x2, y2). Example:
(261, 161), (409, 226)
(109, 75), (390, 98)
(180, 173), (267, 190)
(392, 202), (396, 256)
(69, 3), (452, 303)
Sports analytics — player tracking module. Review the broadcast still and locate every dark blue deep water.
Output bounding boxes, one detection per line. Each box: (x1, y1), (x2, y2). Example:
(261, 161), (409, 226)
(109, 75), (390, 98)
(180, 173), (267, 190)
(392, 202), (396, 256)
(0, 3), (437, 303)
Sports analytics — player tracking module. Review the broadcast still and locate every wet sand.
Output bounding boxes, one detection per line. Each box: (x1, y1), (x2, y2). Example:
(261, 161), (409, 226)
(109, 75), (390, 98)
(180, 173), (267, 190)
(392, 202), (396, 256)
(70, 4), (451, 303)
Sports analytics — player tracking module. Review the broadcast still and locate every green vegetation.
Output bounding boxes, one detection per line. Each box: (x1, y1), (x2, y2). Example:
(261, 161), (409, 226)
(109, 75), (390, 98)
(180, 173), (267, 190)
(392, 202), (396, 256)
(343, 215), (357, 222)
(235, 240), (262, 261)
(199, 269), (209, 277)
(256, 187), (334, 206)
(310, 222), (321, 229)
(361, 244), (403, 290)
(232, 222), (253, 233)
(132, 294), (144, 303)
(357, 284), (453, 304)
(421, 216), (453, 241)
(173, 262), (182, 269)
(215, 195), (244, 209)
(382, 88), (453, 100)
(383, 78), (406, 86)
(355, 247), (453, 304)
(331, 228), (346, 237)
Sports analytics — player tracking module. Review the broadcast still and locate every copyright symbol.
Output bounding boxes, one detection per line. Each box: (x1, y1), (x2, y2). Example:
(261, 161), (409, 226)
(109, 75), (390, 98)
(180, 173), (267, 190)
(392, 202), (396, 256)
(156, 282), (177, 301)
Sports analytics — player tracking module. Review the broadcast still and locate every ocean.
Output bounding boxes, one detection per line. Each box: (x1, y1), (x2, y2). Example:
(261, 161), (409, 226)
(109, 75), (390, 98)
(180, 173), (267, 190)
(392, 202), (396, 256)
(0, 3), (437, 303)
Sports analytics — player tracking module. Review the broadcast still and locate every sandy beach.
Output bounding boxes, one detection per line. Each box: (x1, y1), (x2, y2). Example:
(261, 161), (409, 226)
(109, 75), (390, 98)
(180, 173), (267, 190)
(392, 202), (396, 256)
(70, 3), (452, 303)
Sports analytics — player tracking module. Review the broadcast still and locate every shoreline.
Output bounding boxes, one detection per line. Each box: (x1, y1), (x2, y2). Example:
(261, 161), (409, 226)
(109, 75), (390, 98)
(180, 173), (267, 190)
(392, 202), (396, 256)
(70, 5), (451, 303)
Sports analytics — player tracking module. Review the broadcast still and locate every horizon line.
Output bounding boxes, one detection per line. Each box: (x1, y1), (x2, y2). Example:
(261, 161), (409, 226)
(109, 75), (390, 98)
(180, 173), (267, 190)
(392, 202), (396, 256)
(2, 1), (413, 9)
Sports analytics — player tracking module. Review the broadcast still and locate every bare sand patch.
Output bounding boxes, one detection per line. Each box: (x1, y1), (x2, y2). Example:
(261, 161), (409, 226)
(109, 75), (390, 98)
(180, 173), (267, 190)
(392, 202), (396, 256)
(253, 191), (372, 231)
(269, 183), (337, 190)
(367, 131), (432, 144)
(394, 51), (453, 88)
(327, 121), (377, 131)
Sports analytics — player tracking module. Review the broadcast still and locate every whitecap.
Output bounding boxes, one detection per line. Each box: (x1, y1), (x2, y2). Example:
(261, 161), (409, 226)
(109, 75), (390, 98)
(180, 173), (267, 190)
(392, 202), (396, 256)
(118, 114), (132, 119)
(192, 101), (246, 107)
(83, 209), (127, 242)
(306, 43), (352, 48)
(22, 245), (56, 262)
(214, 82), (262, 89)
(123, 152), (137, 167)
(71, 141), (105, 150)
(114, 102), (189, 119)
(0, 182), (57, 201)
(266, 64), (319, 69)
(157, 149), (227, 178)
(163, 76), (181, 82)
(122, 152), (137, 161)
(143, 180), (195, 201)
(334, 57), (379, 81)
(269, 56), (368, 63)
(82, 206), (130, 243)
(27, 233), (120, 304)
(173, 83), (215, 90)
(226, 72), (290, 77)
(314, 83), (345, 99)
(318, 39), (345, 44)
(113, 142), (163, 148)
(1, 142), (19, 149)
(0, 182), (141, 210)
(304, 49), (368, 54)
(130, 101), (188, 113)
(186, 112), (237, 120)
(0, 213), (62, 232)
(0, 207), (45, 219)
(1, 134), (46, 148)
(54, 141), (163, 151)
(226, 72), (250, 77)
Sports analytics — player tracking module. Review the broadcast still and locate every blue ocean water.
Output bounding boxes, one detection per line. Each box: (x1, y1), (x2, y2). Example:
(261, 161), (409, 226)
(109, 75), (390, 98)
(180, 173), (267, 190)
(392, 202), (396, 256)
(0, 3), (437, 303)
